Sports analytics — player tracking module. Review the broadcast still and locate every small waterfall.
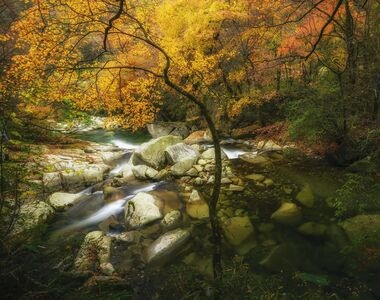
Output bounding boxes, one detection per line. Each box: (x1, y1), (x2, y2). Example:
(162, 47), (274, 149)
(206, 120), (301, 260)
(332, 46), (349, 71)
(222, 146), (249, 159)
(111, 139), (139, 150)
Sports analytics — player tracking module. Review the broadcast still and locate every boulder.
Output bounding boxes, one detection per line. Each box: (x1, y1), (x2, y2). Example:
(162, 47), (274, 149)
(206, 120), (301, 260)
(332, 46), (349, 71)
(103, 186), (126, 203)
(125, 192), (163, 228)
(340, 214), (380, 244)
(296, 184), (315, 208)
(134, 135), (182, 169)
(145, 228), (191, 264)
(239, 153), (271, 167)
(165, 143), (199, 164)
(132, 165), (159, 180)
(74, 231), (112, 272)
(147, 122), (189, 139)
(170, 159), (195, 177)
(257, 140), (282, 152)
(184, 130), (212, 145)
(48, 192), (84, 210)
(271, 202), (302, 225)
(222, 216), (255, 246)
(13, 201), (55, 235)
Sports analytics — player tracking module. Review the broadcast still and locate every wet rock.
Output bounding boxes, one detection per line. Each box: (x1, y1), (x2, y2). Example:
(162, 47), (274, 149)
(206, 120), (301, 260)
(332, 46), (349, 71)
(125, 192), (163, 228)
(12, 201), (55, 237)
(271, 202), (302, 225)
(298, 222), (327, 237)
(98, 216), (120, 233)
(103, 186), (126, 203)
(147, 122), (189, 139)
(145, 228), (191, 264)
(134, 135), (182, 169)
(165, 143), (199, 164)
(239, 153), (271, 167)
(245, 173), (265, 182)
(153, 169), (169, 180)
(48, 192), (84, 211)
(296, 184), (315, 208)
(161, 210), (182, 231)
(74, 231), (112, 272)
(222, 216), (255, 246)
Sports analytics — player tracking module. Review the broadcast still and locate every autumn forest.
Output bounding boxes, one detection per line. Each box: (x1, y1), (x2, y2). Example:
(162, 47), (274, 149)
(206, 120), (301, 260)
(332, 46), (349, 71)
(0, 0), (379, 299)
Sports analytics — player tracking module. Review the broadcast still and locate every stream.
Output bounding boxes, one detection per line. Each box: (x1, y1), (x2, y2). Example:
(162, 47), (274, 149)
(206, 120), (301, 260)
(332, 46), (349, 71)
(41, 129), (379, 298)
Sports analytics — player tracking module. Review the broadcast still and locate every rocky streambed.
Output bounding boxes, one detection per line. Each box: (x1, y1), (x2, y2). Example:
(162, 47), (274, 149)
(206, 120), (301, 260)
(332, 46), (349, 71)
(9, 130), (380, 297)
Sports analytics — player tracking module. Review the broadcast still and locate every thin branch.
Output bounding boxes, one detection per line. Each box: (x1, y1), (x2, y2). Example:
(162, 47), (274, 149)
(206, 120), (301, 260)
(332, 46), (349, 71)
(103, 0), (125, 51)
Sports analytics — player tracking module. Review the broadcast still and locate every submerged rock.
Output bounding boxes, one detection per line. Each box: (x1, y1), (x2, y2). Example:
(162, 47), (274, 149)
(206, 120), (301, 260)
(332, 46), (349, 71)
(271, 202), (302, 225)
(145, 228), (191, 264)
(48, 192), (84, 210)
(222, 216), (255, 246)
(296, 184), (315, 208)
(298, 222), (327, 237)
(134, 135), (182, 169)
(245, 173), (265, 182)
(125, 192), (163, 228)
(186, 201), (209, 219)
(161, 210), (182, 231)
(103, 186), (126, 203)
